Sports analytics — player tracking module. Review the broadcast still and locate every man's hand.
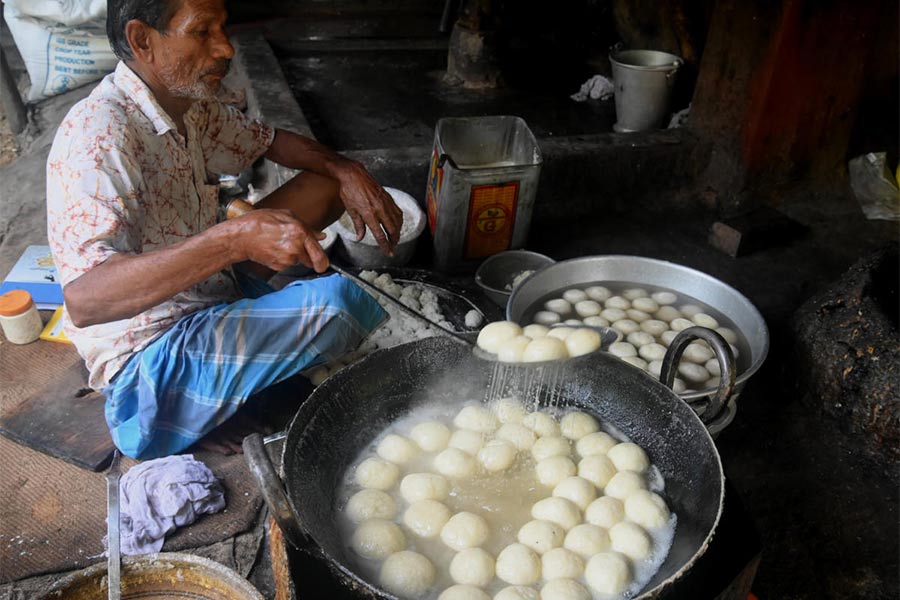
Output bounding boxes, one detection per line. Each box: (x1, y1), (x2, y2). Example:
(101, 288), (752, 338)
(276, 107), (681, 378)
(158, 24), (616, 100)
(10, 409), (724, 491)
(332, 158), (404, 256)
(233, 208), (330, 273)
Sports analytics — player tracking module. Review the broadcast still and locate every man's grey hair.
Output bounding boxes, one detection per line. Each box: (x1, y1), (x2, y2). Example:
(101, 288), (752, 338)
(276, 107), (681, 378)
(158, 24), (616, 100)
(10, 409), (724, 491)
(106, 0), (180, 60)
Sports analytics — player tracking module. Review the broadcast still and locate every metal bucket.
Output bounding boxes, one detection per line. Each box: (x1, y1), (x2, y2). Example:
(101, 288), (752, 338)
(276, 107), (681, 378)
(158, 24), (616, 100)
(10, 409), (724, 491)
(610, 48), (683, 132)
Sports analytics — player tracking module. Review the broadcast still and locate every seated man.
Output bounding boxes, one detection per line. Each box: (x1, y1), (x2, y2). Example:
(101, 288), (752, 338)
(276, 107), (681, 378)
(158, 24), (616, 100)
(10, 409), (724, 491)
(46, 0), (403, 459)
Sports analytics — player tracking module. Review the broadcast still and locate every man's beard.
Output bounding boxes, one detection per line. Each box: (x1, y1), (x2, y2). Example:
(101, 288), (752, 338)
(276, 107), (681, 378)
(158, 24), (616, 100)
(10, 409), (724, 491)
(165, 60), (231, 101)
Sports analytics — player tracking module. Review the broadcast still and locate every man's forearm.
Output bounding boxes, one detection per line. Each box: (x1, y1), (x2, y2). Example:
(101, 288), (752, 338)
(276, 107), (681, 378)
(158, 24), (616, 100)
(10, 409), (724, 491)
(264, 128), (349, 177)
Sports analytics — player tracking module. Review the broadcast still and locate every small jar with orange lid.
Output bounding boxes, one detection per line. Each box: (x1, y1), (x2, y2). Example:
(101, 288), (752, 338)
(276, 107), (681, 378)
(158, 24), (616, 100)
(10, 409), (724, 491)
(0, 290), (43, 344)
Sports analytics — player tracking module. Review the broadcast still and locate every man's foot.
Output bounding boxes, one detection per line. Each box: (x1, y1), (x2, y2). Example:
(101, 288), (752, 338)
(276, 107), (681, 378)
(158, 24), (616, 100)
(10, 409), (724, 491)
(193, 414), (272, 455)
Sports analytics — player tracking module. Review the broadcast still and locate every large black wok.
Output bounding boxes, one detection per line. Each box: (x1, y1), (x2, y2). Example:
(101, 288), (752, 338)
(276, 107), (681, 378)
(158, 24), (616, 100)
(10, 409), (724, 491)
(245, 328), (732, 599)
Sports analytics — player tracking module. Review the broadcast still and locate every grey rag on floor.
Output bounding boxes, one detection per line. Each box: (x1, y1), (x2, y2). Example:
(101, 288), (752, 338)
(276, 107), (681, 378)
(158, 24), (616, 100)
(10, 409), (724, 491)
(111, 454), (226, 555)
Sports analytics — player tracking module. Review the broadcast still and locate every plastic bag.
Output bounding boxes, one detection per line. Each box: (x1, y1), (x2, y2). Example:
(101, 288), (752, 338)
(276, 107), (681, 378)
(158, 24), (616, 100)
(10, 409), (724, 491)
(849, 153), (900, 221)
(5, 0), (105, 26)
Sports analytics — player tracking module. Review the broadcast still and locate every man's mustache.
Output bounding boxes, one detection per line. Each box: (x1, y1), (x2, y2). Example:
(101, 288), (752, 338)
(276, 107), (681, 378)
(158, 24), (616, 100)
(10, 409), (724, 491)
(204, 60), (231, 77)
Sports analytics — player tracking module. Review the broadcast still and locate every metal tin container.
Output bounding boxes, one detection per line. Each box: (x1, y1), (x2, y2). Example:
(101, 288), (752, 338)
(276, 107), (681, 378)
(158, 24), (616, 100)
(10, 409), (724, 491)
(426, 116), (542, 273)
(610, 48), (683, 132)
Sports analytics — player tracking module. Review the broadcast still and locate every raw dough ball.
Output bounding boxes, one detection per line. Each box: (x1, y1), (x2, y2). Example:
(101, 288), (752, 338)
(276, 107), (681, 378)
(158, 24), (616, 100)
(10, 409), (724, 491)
(410, 421), (452, 452)
(455, 405), (499, 433)
(565, 328), (602, 357)
(659, 330), (678, 347)
(621, 356), (649, 370)
(541, 547), (584, 580)
(603, 471), (646, 500)
(377, 434), (420, 465)
(523, 324), (550, 338)
(670, 317), (695, 332)
(495, 586), (540, 600)
(531, 497), (582, 531)
(351, 519), (406, 559)
(564, 523), (611, 558)
(576, 431), (617, 457)
(625, 309), (651, 323)
(626, 331), (655, 347)
(705, 357), (721, 376)
(577, 455), (617, 489)
(523, 412), (561, 437)
(608, 342), (637, 358)
(450, 547), (496, 586)
(573, 300), (602, 318)
(715, 326), (738, 344)
(465, 310), (485, 329)
(435, 448), (477, 478)
(582, 315), (610, 328)
(479, 439), (518, 472)
(346, 489), (397, 523)
(536, 456), (577, 487)
(560, 412), (600, 440)
(441, 512), (490, 551)
(540, 579), (591, 600)
(532, 436), (572, 461)
(403, 499), (451, 538)
(599, 308), (627, 322)
(682, 341), (714, 364)
(545, 298), (573, 315)
(655, 306), (681, 322)
(499, 336), (534, 363)
(584, 552), (631, 595)
(553, 476), (597, 510)
(609, 521), (651, 560)
(496, 543), (542, 585)
(518, 519), (565, 554)
(624, 489), (670, 529)
(585, 286), (612, 302)
(401, 473), (451, 502)
(607, 442), (650, 473)
(497, 423), (537, 450)
(478, 321), (525, 354)
(640, 319), (669, 337)
(631, 297), (659, 313)
(605, 296), (630, 310)
(356, 457), (400, 490)
(380, 551), (435, 598)
(562, 289), (588, 304)
(584, 496), (625, 529)
(308, 366), (329, 386)
(450, 429), (485, 455)
(679, 304), (703, 318)
(692, 312), (719, 328)
(440, 585), (491, 600)
(612, 319), (640, 335)
(493, 398), (528, 424)
(534, 311), (562, 326)
(677, 362), (711, 384)
(523, 338), (569, 362)
(547, 327), (576, 341)
(638, 342), (667, 362)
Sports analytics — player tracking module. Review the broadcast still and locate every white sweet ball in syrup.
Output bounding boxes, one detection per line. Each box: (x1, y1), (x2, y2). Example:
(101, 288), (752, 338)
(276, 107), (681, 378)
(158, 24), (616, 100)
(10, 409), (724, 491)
(607, 442), (650, 473)
(351, 519), (406, 559)
(540, 579), (591, 600)
(497, 423), (537, 450)
(495, 586), (540, 600)
(545, 298), (573, 315)
(705, 376), (721, 390)
(647, 359), (663, 377)
(562, 289), (588, 304)
(355, 457), (400, 490)
(683, 341), (714, 364)
(565, 328), (602, 357)
(621, 356), (649, 370)
(626, 331), (655, 347)
(609, 521), (652, 560)
(692, 312), (719, 328)
(564, 318), (584, 326)
(638, 342), (667, 362)
(441, 512), (490, 551)
(534, 311), (562, 325)
(622, 288), (648, 301)
(670, 317), (695, 332)
(624, 489), (670, 529)
(435, 448), (477, 478)
(523, 323), (550, 339)
(716, 326), (739, 344)
(632, 297), (659, 313)
(449, 429), (485, 456)
(608, 341), (637, 358)
(651, 290), (678, 305)
(705, 357), (722, 376)
(541, 547), (585, 580)
(673, 377), (688, 393)
(553, 476), (597, 510)
(546, 327), (575, 341)
(560, 412), (600, 440)
(577, 454), (617, 489)
(536, 456), (577, 487)
(659, 330), (678, 347)
(439, 585), (491, 600)
(517, 519), (565, 554)
(585, 286), (612, 302)
(582, 315), (610, 328)
(523, 337), (569, 362)
(403, 499), (452, 538)
(564, 523), (611, 558)
(401, 472), (451, 503)
(574, 300), (602, 317)
(493, 398), (528, 424)
(498, 335), (533, 363)
(584, 496), (625, 529)
(450, 547), (496, 587)
(410, 421), (451, 452)
(603, 471), (646, 499)
(585, 552), (631, 595)
(605, 296), (630, 310)
(599, 307), (627, 322)
(346, 489), (397, 523)
(479, 439), (518, 472)
(640, 319), (668, 337)
(455, 405), (499, 433)
(575, 431), (617, 457)
(531, 497), (582, 531)
(625, 309), (651, 323)
(495, 543), (542, 585)
(655, 306), (682, 322)
(612, 319), (640, 335)
(680, 304), (703, 318)
(523, 412), (561, 438)
(377, 434), (420, 465)
(532, 436), (572, 461)
(677, 362), (711, 384)
(478, 321), (524, 354)
(379, 551), (435, 598)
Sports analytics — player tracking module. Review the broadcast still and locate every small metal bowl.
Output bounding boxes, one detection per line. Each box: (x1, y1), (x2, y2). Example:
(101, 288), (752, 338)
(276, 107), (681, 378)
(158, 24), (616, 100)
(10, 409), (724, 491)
(475, 250), (556, 307)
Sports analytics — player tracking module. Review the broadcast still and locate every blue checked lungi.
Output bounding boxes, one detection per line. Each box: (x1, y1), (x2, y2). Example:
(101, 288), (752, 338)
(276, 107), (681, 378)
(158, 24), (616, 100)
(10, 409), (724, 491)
(103, 274), (385, 459)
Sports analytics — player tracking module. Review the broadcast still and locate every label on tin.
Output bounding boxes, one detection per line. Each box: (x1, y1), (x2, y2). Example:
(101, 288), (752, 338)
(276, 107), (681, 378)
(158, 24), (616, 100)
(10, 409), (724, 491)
(426, 149), (443, 235)
(464, 182), (519, 259)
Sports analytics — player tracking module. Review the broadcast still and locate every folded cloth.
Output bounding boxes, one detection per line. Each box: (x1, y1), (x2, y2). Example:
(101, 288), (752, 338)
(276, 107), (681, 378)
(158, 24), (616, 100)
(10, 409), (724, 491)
(571, 75), (615, 102)
(111, 455), (226, 555)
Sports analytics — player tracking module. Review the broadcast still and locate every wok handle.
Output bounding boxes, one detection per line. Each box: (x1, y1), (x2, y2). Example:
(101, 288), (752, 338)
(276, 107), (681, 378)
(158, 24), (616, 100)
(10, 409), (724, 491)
(243, 433), (311, 551)
(659, 326), (736, 425)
